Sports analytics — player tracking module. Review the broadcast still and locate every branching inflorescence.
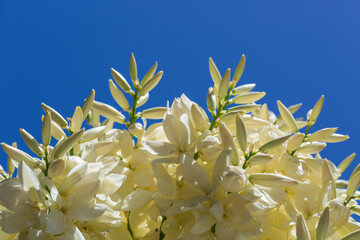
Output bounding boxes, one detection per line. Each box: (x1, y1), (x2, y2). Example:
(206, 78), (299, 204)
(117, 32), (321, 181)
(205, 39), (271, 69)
(0, 54), (360, 239)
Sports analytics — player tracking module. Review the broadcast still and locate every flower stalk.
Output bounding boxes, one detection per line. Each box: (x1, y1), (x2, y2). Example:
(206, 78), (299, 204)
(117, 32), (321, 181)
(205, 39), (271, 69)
(0, 54), (356, 240)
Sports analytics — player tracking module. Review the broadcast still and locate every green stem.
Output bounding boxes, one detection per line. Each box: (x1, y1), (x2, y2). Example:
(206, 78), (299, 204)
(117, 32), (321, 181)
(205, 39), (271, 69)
(208, 84), (235, 131)
(289, 150), (296, 156)
(130, 88), (139, 125)
(211, 224), (216, 234)
(159, 216), (167, 240)
(194, 151), (200, 160)
(43, 146), (49, 176)
(242, 151), (257, 169)
(127, 211), (134, 239)
(304, 123), (312, 136)
(344, 196), (354, 206)
(67, 129), (75, 156)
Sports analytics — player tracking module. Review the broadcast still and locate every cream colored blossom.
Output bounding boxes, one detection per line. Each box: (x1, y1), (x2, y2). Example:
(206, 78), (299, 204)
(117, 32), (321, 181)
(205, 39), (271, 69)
(0, 54), (359, 240)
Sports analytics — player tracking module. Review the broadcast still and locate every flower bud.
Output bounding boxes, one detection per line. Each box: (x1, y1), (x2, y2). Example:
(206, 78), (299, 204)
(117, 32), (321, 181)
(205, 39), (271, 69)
(141, 61), (158, 86)
(206, 87), (216, 112)
(287, 133), (305, 152)
(338, 153), (356, 173)
(316, 206), (330, 240)
(232, 83), (255, 95)
(347, 171), (360, 198)
(308, 95), (324, 124)
(308, 127), (338, 142)
(350, 164), (360, 181)
(277, 103), (302, 122)
(209, 57), (221, 87)
(191, 103), (209, 132)
(218, 68), (231, 99)
(296, 214), (311, 240)
(141, 107), (167, 119)
(110, 68), (131, 93)
(79, 126), (107, 143)
(247, 153), (273, 167)
(288, 103), (302, 114)
(92, 101), (126, 123)
(42, 111), (52, 146)
(227, 104), (260, 114)
(259, 135), (291, 152)
(322, 133), (349, 143)
(53, 128), (84, 158)
(70, 106), (83, 133)
(137, 92), (149, 107)
(48, 159), (66, 178)
(232, 91), (266, 104)
(81, 89), (95, 120)
(219, 111), (237, 124)
(7, 142), (16, 177)
(232, 54), (246, 83)
(298, 141), (326, 154)
(236, 114), (247, 152)
(139, 71), (163, 96)
(41, 103), (68, 128)
(249, 173), (298, 188)
(1, 142), (38, 167)
(51, 120), (67, 140)
(109, 79), (130, 110)
(20, 128), (44, 156)
(129, 53), (138, 85)
(277, 100), (298, 133)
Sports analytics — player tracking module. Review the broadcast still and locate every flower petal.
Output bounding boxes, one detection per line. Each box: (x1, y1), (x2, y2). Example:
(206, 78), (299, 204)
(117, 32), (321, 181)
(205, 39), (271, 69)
(121, 189), (153, 211)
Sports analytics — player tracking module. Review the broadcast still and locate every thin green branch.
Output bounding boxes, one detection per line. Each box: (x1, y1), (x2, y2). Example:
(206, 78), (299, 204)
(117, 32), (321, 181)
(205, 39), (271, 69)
(208, 84), (235, 131)
(43, 146), (49, 176)
(130, 88), (139, 125)
(127, 211), (134, 239)
(344, 196), (354, 206)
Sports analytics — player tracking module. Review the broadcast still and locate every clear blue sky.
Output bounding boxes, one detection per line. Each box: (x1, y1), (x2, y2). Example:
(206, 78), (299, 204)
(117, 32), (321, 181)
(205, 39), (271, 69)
(1, 1), (360, 180)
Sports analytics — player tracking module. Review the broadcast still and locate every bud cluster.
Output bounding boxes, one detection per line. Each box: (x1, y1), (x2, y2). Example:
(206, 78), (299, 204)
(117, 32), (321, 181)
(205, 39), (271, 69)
(0, 54), (359, 240)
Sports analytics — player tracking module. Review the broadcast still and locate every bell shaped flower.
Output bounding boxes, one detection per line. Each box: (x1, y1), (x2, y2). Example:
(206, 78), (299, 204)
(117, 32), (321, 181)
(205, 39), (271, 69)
(0, 161), (46, 234)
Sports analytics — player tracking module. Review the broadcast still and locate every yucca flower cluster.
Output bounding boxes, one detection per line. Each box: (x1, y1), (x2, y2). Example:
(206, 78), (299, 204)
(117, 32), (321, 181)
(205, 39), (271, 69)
(1, 54), (360, 240)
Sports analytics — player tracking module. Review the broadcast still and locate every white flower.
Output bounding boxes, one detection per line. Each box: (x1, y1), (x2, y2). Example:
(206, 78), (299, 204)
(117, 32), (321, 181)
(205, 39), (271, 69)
(1, 54), (359, 239)
(0, 161), (46, 234)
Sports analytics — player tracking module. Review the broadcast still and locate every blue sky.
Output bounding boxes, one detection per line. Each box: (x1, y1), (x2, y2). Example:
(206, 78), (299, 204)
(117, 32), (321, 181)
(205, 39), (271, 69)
(1, 1), (360, 180)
